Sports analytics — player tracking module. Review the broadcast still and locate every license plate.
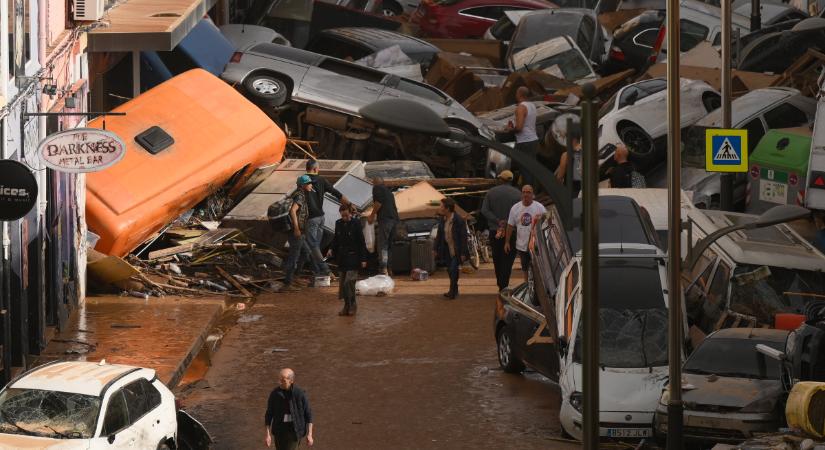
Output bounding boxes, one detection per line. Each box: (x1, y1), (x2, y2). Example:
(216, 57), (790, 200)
(759, 180), (787, 204)
(605, 428), (652, 438)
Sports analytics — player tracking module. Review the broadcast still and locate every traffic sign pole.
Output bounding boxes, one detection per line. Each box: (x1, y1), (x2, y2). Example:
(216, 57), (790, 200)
(720, 0), (734, 210)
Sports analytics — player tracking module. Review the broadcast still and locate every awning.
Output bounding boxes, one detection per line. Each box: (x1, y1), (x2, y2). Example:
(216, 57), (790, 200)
(87, 0), (219, 52)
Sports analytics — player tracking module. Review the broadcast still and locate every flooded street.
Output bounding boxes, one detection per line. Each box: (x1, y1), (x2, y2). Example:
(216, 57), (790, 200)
(180, 265), (578, 449)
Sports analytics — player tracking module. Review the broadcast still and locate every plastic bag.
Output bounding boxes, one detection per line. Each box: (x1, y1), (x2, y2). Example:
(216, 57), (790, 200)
(363, 222), (376, 253)
(356, 275), (395, 296)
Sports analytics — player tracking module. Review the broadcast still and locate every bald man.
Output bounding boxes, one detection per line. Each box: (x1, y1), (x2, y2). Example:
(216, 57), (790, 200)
(506, 86), (539, 186)
(265, 368), (314, 449)
(609, 144), (635, 188)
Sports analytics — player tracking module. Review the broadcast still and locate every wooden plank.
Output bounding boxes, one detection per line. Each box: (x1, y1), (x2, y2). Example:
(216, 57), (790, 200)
(215, 266), (254, 298)
(147, 244), (196, 261)
(714, 311), (729, 331)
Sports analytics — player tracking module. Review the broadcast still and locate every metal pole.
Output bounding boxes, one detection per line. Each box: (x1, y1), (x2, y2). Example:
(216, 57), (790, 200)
(720, 0), (734, 211)
(750, 0), (761, 32)
(566, 118), (575, 200)
(580, 83), (599, 450)
(666, 0), (684, 446)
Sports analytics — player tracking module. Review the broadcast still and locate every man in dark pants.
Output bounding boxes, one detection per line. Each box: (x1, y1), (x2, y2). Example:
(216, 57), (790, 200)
(282, 176), (314, 292)
(304, 160), (350, 279)
(481, 169), (521, 291)
(368, 176), (399, 276)
(435, 198), (468, 299)
(265, 368), (314, 449)
(328, 204), (368, 316)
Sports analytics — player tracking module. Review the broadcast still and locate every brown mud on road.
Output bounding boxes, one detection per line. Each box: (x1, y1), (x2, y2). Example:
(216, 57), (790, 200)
(179, 264), (579, 449)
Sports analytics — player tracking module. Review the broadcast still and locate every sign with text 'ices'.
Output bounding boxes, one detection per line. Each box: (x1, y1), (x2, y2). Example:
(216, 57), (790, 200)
(38, 128), (126, 173)
(706, 128), (748, 173)
(0, 160), (38, 221)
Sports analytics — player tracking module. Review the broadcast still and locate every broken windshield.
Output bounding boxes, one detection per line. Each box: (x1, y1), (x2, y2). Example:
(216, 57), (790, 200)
(572, 259), (669, 368)
(684, 337), (785, 379)
(515, 48), (593, 81)
(0, 388), (101, 439)
(729, 265), (825, 323)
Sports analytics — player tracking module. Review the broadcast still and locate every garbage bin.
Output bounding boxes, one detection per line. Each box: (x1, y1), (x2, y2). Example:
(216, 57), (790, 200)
(747, 128), (812, 214)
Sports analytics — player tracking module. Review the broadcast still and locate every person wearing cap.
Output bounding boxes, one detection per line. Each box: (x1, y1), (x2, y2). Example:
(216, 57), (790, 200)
(481, 170), (522, 291)
(282, 175), (315, 292)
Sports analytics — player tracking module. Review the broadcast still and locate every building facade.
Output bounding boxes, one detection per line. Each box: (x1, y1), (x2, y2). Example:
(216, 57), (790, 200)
(0, 0), (88, 382)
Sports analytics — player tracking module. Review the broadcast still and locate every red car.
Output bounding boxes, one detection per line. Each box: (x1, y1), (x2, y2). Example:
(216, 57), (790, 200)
(413, 0), (556, 39)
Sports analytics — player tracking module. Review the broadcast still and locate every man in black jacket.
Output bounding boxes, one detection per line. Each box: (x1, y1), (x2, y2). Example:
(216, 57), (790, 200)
(265, 368), (314, 449)
(328, 204), (368, 316)
(435, 198), (468, 299)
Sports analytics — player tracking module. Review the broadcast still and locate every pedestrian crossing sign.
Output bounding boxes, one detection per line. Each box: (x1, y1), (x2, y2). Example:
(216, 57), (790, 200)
(706, 128), (748, 172)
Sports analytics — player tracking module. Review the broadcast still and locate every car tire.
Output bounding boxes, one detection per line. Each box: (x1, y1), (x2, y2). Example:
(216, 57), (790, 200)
(156, 438), (173, 450)
(497, 326), (525, 374)
(382, 0), (403, 16)
(243, 74), (289, 107)
(618, 123), (655, 165)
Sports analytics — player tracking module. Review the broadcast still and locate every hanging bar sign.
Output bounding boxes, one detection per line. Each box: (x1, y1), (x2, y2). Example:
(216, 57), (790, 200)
(37, 128), (126, 173)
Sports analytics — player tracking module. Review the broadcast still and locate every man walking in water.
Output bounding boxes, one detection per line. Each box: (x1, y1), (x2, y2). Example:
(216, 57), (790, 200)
(507, 86), (539, 186)
(265, 368), (314, 449)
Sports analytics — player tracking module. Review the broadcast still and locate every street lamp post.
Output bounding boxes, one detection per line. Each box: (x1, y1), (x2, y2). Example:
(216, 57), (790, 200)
(666, 0), (684, 445)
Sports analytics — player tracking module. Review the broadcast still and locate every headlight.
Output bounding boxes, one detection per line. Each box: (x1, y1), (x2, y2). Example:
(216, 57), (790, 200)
(569, 391), (583, 413)
(739, 396), (777, 414)
(659, 389), (670, 406)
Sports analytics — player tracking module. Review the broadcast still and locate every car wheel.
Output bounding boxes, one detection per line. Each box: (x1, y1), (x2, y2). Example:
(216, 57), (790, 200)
(243, 74), (289, 107)
(497, 326), (525, 373)
(618, 123), (655, 165)
(156, 438), (173, 450)
(382, 1), (403, 16)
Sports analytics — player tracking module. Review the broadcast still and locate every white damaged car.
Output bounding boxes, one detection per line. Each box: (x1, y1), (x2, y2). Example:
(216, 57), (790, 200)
(556, 243), (672, 440)
(598, 77), (720, 174)
(0, 360), (195, 449)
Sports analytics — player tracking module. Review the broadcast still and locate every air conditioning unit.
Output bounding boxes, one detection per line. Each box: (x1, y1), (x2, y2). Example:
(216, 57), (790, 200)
(74, 0), (104, 21)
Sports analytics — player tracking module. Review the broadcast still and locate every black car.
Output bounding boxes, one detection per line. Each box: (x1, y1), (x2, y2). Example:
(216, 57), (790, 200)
(305, 27), (440, 69)
(602, 10), (665, 75)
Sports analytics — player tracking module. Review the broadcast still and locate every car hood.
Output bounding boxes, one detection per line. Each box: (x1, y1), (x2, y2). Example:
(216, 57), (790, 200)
(682, 373), (783, 409)
(572, 365), (669, 412)
(0, 433), (79, 449)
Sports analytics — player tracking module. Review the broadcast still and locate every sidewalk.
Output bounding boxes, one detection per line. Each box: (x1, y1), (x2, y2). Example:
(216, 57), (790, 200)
(36, 294), (226, 388)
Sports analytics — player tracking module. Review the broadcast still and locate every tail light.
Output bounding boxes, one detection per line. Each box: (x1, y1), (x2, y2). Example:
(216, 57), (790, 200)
(230, 52), (243, 63)
(650, 26), (667, 63)
(609, 46), (625, 61)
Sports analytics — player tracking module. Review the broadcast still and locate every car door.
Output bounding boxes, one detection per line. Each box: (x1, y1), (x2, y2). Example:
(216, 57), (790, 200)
(297, 58), (386, 114)
(122, 379), (168, 448)
(91, 389), (140, 449)
(519, 283), (561, 379)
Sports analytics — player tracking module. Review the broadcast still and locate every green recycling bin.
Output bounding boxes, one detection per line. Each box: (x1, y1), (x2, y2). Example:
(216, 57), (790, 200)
(747, 128), (812, 214)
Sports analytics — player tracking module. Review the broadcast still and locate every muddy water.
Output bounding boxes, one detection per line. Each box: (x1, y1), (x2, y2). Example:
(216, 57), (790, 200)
(180, 265), (579, 449)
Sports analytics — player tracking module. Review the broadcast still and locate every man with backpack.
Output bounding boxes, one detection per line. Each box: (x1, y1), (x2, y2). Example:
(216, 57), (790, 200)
(282, 175), (315, 292)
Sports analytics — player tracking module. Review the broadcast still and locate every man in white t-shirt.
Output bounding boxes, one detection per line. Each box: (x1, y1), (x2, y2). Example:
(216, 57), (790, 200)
(505, 185), (546, 282)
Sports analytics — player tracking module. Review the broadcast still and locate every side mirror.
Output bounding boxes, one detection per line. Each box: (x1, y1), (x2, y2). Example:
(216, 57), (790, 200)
(558, 335), (569, 356)
(107, 434), (116, 445)
(756, 343), (785, 362)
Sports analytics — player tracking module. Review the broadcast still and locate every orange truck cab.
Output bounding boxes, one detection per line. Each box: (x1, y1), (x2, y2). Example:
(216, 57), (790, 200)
(86, 69), (286, 256)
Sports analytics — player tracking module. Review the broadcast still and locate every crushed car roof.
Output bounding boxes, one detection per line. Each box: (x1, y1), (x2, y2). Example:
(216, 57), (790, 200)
(10, 361), (147, 396)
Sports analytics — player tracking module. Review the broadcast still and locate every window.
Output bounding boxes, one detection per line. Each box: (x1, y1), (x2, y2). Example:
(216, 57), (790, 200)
(143, 380), (162, 411)
(618, 86), (641, 109)
(742, 118), (766, 155)
(394, 79), (449, 104)
(460, 6), (506, 20)
(122, 381), (148, 424)
(680, 20), (709, 52)
(577, 16), (595, 58)
(633, 28), (660, 48)
(102, 391), (129, 436)
(306, 36), (371, 61)
(764, 103), (809, 130)
(318, 59), (385, 83)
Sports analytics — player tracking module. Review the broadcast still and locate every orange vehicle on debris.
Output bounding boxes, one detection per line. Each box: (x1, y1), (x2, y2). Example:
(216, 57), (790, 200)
(86, 69), (286, 256)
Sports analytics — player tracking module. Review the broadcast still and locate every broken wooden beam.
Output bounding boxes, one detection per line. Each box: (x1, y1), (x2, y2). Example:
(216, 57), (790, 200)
(216, 266), (254, 298)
